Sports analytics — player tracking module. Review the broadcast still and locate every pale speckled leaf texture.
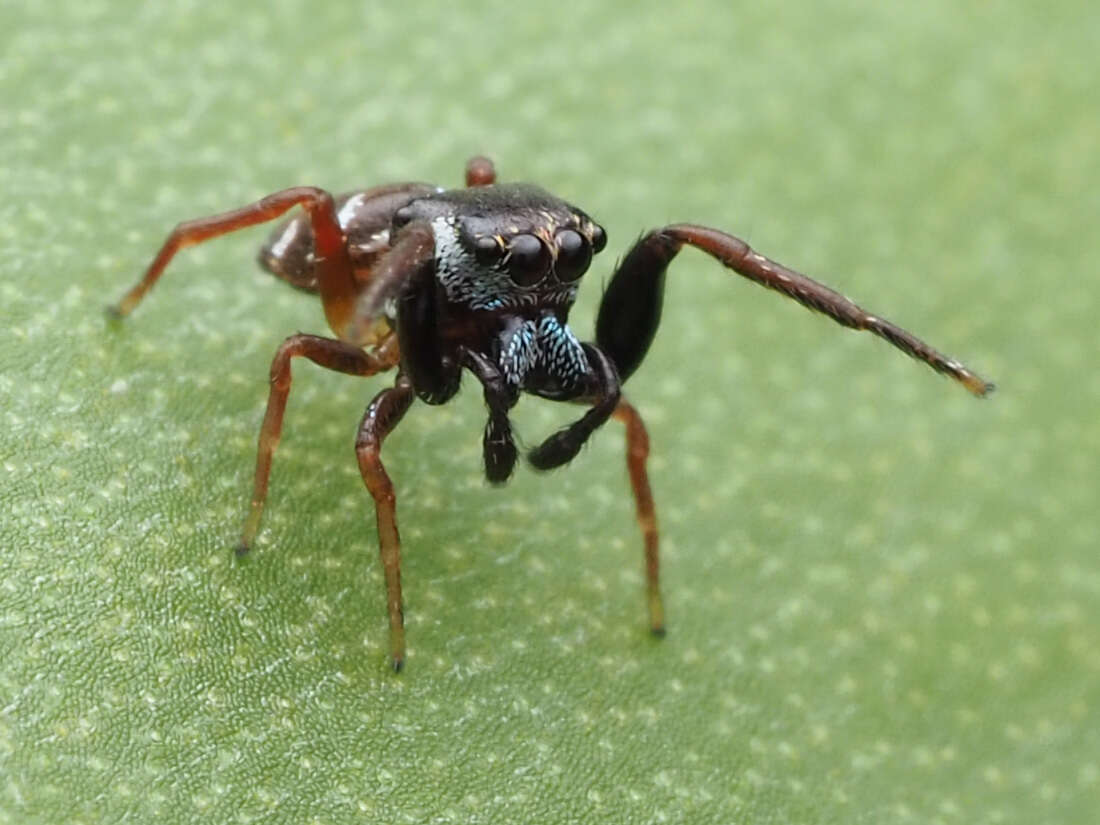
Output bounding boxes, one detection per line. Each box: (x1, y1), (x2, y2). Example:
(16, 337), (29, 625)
(2, 1), (1097, 823)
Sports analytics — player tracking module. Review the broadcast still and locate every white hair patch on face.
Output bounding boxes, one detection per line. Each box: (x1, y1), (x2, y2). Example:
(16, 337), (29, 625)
(431, 216), (518, 310)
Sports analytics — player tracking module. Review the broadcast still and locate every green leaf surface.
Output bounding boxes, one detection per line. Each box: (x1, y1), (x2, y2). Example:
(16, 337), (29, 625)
(2, 1), (1097, 822)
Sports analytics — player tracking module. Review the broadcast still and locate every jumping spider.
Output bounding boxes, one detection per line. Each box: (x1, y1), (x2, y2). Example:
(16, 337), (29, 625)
(110, 155), (993, 671)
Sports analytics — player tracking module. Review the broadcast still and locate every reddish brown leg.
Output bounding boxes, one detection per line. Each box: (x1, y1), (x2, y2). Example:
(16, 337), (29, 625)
(664, 225), (994, 396)
(110, 187), (360, 342)
(355, 376), (416, 671)
(613, 399), (665, 636)
(237, 334), (399, 554)
(465, 155), (496, 187)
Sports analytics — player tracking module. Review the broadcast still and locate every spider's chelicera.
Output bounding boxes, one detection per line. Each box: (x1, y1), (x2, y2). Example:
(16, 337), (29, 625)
(110, 156), (993, 671)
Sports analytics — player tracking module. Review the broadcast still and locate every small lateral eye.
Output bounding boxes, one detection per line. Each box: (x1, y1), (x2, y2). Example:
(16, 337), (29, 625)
(554, 230), (592, 282)
(474, 235), (502, 265)
(392, 205), (416, 230)
(590, 224), (607, 254)
(506, 234), (550, 286)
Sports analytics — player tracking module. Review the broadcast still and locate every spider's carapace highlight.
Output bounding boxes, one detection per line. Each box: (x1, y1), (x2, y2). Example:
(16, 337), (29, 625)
(110, 156), (993, 671)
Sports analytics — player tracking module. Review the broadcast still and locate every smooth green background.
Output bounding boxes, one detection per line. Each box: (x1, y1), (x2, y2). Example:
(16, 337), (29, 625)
(2, 1), (1096, 822)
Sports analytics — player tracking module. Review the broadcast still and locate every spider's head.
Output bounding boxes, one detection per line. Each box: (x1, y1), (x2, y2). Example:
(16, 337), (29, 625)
(395, 183), (606, 313)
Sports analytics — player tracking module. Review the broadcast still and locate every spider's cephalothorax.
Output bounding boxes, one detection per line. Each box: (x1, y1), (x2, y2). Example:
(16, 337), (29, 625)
(110, 155), (993, 671)
(405, 183), (604, 312)
(388, 183), (608, 406)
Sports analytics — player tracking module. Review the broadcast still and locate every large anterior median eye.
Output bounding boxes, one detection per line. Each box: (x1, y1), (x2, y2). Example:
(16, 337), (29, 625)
(506, 234), (550, 286)
(554, 230), (592, 282)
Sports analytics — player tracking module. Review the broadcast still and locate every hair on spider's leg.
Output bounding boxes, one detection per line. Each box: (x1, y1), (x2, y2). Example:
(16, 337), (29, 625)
(612, 399), (665, 637)
(461, 349), (520, 484)
(235, 334), (398, 556)
(355, 376), (417, 673)
(857, 314), (995, 397)
(596, 224), (994, 396)
(528, 344), (622, 470)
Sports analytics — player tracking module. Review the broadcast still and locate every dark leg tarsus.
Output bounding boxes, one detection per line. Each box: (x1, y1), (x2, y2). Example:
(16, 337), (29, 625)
(461, 349), (520, 484)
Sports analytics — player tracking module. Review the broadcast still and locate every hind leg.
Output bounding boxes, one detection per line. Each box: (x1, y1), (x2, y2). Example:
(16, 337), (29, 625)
(355, 376), (417, 671)
(110, 186), (361, 341)
(237, 334), (399, 553)
(613, 400), (665, 636)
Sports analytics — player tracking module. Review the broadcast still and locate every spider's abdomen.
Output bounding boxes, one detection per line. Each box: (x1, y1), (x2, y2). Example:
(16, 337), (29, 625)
(257, 182), (438, 293)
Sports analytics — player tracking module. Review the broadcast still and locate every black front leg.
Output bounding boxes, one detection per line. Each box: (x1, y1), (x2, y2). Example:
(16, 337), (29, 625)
(595, 224), (993, 395)
(528, 344), (622, 470)
(594, 231), (677, 384)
